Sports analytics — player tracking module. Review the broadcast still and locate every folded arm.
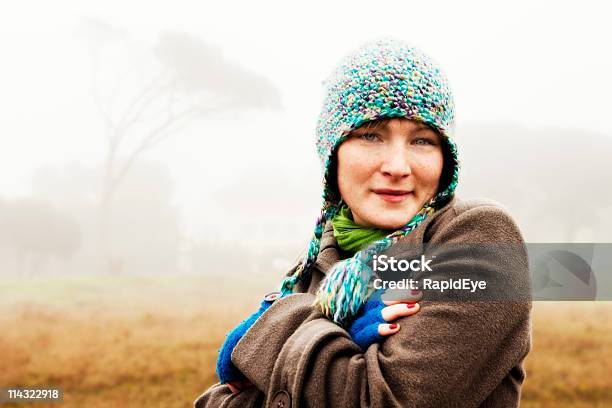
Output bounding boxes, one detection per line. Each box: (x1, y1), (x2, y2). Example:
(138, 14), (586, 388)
(204, 205), (532, 407)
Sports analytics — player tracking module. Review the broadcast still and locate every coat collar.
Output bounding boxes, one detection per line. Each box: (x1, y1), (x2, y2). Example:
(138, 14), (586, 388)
(313, 220), (341, 274)
(312, 195), (458, 275)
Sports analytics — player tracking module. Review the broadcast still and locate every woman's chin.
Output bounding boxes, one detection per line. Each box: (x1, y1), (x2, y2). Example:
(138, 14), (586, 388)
(353, 201), (423, 230)
(363, 213), (416, 230)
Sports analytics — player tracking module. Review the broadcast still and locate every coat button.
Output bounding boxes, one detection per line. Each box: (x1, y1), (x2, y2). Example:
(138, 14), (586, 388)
(264, 291), (282, 302)
(270, 390), (291, 408)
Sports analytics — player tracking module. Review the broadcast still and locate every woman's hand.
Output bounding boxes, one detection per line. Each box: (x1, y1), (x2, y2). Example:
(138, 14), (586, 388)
(348, 290), (421, 350)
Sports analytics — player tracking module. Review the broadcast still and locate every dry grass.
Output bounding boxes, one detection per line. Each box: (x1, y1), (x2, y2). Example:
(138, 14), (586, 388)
(0, 275), (610, 407)
(521, 302), (612, 407)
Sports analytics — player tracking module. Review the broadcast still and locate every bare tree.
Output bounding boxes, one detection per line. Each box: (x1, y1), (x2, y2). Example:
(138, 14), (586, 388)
(76, 19), (282, 271)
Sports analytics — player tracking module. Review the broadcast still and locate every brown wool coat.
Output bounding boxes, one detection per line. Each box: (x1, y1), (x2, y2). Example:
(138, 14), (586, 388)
(194, 197), (532, 408)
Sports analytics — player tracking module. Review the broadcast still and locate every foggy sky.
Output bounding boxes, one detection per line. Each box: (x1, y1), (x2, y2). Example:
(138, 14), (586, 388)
(1, 0), (611, 241)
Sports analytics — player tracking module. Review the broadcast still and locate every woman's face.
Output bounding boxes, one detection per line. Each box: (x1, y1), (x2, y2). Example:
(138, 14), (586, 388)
(336, 118), (444, 230)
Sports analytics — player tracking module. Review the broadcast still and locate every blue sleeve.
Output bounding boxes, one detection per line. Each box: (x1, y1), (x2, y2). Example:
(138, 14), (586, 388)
(216, 299), (274, 383)
(347, 293), (386, 350)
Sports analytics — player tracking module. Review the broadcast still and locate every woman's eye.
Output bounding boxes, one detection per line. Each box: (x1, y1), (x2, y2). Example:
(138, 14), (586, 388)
(413, 137), (435, 146)
(359, 133), (381, 142)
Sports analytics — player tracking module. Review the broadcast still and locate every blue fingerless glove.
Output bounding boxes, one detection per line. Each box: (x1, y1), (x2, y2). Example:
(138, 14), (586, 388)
(347, 291), (386, 350)
(216, 292), (281, 384)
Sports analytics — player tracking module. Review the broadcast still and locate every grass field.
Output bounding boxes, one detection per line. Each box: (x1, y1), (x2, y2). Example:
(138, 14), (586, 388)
(0, 274), (611, 407)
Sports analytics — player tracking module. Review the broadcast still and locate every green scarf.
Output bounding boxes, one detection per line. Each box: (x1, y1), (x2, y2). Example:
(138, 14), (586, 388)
(331, 205), (392, 254)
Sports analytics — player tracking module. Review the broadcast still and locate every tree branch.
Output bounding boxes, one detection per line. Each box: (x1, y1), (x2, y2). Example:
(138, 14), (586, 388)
(108, 106), (199, 191)
(114, 72), (175, 137)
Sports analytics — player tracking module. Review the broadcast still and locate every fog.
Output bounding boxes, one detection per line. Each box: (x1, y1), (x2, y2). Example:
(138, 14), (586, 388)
(1, 1), (611, 277)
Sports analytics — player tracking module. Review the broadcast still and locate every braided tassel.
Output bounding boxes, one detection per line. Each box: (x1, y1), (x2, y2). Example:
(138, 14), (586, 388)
(314, 201), (439, 326)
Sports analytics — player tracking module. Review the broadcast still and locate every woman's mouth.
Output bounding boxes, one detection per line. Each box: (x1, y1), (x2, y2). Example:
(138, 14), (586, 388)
(372, 189), (413, 203)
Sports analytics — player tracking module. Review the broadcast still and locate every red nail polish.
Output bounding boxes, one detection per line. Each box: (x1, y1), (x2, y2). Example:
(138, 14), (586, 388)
(389, 323), (398, 329)
(407, 303), (416, 309)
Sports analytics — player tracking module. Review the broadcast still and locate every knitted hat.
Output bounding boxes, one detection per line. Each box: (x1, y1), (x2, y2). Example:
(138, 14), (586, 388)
(279, 38), (460, 326)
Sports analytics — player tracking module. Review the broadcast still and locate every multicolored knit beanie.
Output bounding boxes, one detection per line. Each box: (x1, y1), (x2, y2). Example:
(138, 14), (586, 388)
(279, 38), (460, 326)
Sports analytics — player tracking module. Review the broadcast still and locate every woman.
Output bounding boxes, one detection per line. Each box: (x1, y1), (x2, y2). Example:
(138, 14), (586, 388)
(195, 38), (531, 408)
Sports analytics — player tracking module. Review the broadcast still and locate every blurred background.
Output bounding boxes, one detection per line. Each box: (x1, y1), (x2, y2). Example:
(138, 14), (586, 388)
(1, 0), (611, 407)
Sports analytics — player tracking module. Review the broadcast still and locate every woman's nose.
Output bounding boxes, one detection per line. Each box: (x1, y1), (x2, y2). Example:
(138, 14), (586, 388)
(380, 150), (412, 178)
